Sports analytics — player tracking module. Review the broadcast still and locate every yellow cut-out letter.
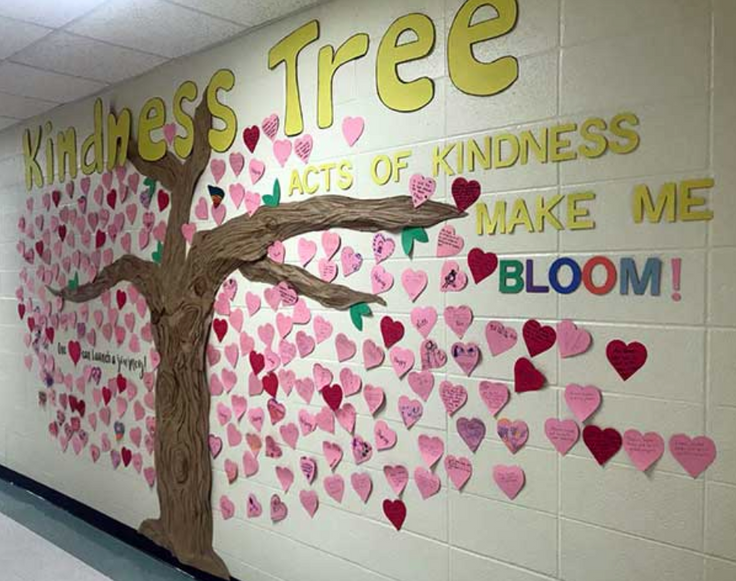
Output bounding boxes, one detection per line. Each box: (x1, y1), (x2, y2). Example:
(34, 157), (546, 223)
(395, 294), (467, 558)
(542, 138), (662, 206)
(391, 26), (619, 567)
(376, 14), (436, 113)
(318, 34), (369, 128)
(138, 97), (166, 162)
(174, 80), (198, 159)
(448, 0), (519, 96)
(269, 20), (320, 137)
(207, 69), (237, 153)
(106, 108), (131, 171)
(22, 126), (43, 191)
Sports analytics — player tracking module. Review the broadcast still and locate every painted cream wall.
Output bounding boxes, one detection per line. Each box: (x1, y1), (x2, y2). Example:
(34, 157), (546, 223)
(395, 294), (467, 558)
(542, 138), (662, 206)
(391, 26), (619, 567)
(0, 1), (735, 580)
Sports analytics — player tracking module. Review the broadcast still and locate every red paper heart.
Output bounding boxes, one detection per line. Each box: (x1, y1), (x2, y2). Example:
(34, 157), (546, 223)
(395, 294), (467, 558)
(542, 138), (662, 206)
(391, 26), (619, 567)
(68, 340), (82, 365)
(514, 357), (546, 393)
(212, 318), (228, 342)
(382, 499), (407, 531)
(606, 340), (647, 381)
(121, 447), (132, 467)
(242, 126), (260, 153)
(467, 248), (498, 284)
(322, 384), (343, 411)
(102, 386), (112, 406)
(249, 351), (265, 375)
(262, 372), (279, 397)
(380, 316), (405, 349)
(157, 189), (170, 212)
(522, 319), (556, 357)
(583, 425), (622, 466)
(451, 177), (480, 212)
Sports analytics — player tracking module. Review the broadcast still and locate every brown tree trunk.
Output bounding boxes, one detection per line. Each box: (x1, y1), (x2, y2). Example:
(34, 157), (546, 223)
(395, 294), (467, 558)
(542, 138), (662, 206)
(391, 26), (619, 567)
(140, 298), (229, 579)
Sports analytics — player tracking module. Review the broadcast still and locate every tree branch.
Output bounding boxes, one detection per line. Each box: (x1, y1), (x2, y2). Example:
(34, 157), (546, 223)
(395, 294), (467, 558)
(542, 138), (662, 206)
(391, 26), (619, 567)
(239, 257), (386, 310)
(126, 137), (181, 193)
(196, 195), (463, 266)
(48, 255), (160, 307)
(162, 92), (213, 272)
(184, 90), (214, 183)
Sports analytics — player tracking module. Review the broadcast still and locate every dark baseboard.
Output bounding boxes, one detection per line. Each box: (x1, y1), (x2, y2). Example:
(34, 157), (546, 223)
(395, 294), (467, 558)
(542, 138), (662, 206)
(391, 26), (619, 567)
(0, 463), (241, 581)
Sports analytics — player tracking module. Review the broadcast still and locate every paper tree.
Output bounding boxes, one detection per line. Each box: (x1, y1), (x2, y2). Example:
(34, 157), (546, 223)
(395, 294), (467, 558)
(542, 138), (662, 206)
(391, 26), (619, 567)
(46, 91), (461, 577)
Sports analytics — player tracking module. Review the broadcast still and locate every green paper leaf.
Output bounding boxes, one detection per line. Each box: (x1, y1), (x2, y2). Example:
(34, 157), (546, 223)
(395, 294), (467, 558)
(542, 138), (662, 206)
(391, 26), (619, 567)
(349, 302), (372, 331)
(263, 179), (281, 207)
(67, 272), (79, 291)
(143, 176), (157, 195)
(152, 241), (163, 264)
(401, 226), (428, 257)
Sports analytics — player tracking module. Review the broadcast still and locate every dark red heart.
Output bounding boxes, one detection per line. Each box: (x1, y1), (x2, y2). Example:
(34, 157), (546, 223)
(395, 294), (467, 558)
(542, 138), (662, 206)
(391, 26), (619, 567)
(35, 240), (44, 256)
(95, 230), (106, 249)
(606, 340), (647, 381)
(467, 248), (498, 284)
(68, 340), (82, 365)
(45, 327), (55, 343)
(242, 126), (260, 153)
(382, 499), (407, 531)
(116, 289), (127, 310)
(121, 447), (132, 467)
(380, 316), (405, 349)
(262, 372), (279, 397)
(58, 224), (67, 241)
(583, 425), (622, 466)
(102, 387), (112, 406)
(451, 177), (480, 212)
(17, 304), (25, 320)
(514, 357), (546, 393)
(322, 384), (343, 411)
(212, 318), (228, 342)
(249, 351), (265, 375)
(522, 319), (556, 357)
(106, 189), (117, 209)
(157, 189), (170, 212)
(116, 374), (127, 393)
(52, 190), (61, 207)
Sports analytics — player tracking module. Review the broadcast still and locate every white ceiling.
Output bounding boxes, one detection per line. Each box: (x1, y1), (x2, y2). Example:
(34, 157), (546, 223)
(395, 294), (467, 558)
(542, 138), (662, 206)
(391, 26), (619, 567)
(0, 0), (326, 131)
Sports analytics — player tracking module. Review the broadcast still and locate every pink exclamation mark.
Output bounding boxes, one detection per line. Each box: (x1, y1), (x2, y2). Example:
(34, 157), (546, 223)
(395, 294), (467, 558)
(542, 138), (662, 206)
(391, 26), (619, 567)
(671, 258), (682, 302)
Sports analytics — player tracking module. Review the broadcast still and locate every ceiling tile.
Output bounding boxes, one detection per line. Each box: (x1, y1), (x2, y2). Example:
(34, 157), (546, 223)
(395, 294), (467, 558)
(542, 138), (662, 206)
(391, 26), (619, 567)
(166, 0), (325, 26)
(0, 17), (52, 59)
(0, 91), (57, 119)
(11, 32), (169, 84)
(67, 0), (246, 58)
(0, 0), (108, 28)
(0, 116), (19, 131)
(0, 62), (107, 103)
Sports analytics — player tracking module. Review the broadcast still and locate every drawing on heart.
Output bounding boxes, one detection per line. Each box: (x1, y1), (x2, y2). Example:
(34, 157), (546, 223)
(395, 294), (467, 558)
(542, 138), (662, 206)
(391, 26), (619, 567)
(492, 465), (525, 500)
(451, 342), (481, 376)
(496, 418), (529, 454)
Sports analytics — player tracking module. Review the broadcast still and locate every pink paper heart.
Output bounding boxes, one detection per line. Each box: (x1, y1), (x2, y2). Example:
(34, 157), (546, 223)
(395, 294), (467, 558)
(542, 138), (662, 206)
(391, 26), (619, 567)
(544, 418), (580, 455)
(493, 465), (525, 499)
(623, 430), (665, 472)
